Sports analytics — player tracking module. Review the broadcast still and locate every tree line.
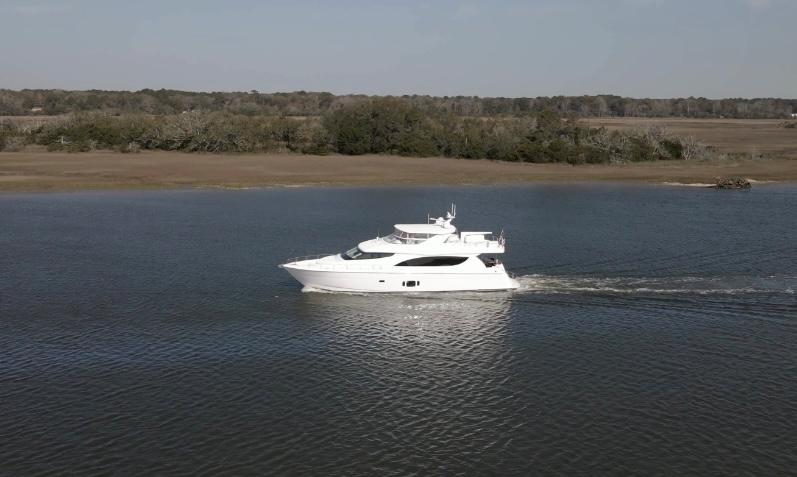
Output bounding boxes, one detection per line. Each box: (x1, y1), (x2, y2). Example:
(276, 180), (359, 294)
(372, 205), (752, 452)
(1, 99), (716, 164)
(1, 89), (795, 119)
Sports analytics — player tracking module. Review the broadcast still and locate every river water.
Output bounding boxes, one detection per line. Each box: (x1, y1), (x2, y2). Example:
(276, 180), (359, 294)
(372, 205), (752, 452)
(1, 184), (795, 475)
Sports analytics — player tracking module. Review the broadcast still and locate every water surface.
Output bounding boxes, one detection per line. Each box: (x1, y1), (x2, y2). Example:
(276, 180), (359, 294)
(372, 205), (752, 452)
(1, 184), (795, 475)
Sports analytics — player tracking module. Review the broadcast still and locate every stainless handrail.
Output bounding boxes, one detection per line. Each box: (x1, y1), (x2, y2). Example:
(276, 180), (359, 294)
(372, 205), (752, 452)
(283, 253), (335, 264)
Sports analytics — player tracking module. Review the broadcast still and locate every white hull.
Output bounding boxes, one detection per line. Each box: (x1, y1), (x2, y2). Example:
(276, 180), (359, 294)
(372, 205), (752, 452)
(282, 264), (519, 293)
(280, 205), (518, 293)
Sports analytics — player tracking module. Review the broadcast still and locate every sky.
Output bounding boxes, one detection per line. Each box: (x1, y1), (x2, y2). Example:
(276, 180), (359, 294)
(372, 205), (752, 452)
(0, 0), (795, 98)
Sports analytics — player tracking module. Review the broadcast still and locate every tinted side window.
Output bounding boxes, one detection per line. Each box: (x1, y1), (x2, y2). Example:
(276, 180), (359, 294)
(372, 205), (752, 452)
(358, 253), (393, 260)
(396, 257), (468, 266)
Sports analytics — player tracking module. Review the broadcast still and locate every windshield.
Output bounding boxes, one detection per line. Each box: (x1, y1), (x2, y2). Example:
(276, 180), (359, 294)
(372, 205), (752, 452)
(341, 247), (394, 260)
(382, 235), (402, 244)
(382, 230), (434, 244)
(343, 247), (364, 260)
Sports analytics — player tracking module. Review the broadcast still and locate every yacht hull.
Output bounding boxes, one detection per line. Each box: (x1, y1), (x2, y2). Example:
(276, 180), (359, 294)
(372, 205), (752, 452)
(281, 263), (519, 293)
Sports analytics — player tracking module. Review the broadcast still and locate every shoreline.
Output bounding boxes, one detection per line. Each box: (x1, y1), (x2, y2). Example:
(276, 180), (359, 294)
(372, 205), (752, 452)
(1, 151), (796, 192)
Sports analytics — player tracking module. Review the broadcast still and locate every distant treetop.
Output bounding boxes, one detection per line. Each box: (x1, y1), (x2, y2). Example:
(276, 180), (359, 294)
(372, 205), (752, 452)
(0, 89), (794, 119)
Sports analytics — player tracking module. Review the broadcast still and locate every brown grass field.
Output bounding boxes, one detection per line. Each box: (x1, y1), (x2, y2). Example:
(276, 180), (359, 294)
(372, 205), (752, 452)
(1, 117), (795, 191)
(1, 150), (795, 192)
(583, 117), (797, 158)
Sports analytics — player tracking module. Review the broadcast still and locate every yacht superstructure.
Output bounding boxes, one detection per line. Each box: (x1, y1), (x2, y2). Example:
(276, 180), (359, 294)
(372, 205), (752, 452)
(279, 205), (519, 292)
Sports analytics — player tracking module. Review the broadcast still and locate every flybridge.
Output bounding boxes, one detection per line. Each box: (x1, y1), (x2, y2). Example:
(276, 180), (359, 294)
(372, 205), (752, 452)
(430, 203), (457, 228)
(378, 204), (505, 247)
(388, 224), (453, 244)
(393, 224), (455, 235)
(384, 204), (459, 244)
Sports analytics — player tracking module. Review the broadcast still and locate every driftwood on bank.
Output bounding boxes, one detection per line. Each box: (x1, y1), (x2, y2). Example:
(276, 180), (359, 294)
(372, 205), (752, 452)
(712, 177), (752, 189)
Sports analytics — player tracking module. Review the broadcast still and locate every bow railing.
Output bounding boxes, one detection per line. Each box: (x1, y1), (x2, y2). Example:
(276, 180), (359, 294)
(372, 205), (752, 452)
(282, 253), (334, 264)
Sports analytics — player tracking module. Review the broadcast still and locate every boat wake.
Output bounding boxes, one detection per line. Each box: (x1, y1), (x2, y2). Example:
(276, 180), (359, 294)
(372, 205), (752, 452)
(515, 274), (796, 295)
(301, 285), (370, 296)
(299, 275), (796, 297)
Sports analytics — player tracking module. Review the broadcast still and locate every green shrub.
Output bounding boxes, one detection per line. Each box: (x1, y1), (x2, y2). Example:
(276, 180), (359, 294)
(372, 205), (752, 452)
(119, 141), (141, 153)
(584, 146), (610, 164)
(660, 139), (684, 159)
(627, 137), (656, 162)
(66, 140), (92, 153)
(516, 141), (546, 163)
(1, 136), (26, 152)
(2, 107), (711, 164)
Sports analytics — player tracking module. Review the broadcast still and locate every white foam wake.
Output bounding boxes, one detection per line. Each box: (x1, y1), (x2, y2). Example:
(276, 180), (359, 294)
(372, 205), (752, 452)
(515, 274), (796, 295)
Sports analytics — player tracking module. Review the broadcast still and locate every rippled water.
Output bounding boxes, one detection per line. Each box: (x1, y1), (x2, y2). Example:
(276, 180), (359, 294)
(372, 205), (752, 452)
(1, 184), (796, 475)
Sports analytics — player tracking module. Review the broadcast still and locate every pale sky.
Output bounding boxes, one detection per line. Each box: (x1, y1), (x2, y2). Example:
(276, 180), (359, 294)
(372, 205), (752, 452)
(0, 0), (794, 98)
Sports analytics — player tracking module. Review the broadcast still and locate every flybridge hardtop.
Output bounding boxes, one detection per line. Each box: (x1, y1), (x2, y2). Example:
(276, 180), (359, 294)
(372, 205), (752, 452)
(280, 205), (518, 293)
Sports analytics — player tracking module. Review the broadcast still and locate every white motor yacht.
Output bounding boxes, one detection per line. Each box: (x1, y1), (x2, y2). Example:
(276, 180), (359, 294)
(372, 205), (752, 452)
(279, 205), (519, 293)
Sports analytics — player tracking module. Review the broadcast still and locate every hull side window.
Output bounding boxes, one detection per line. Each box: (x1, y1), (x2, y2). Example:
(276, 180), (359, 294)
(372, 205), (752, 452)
(396, 257), (468, 267)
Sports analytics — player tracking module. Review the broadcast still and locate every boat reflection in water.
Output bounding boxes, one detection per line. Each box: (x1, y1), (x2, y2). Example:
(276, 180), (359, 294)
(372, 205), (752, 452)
(295, 289), (514, 351)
